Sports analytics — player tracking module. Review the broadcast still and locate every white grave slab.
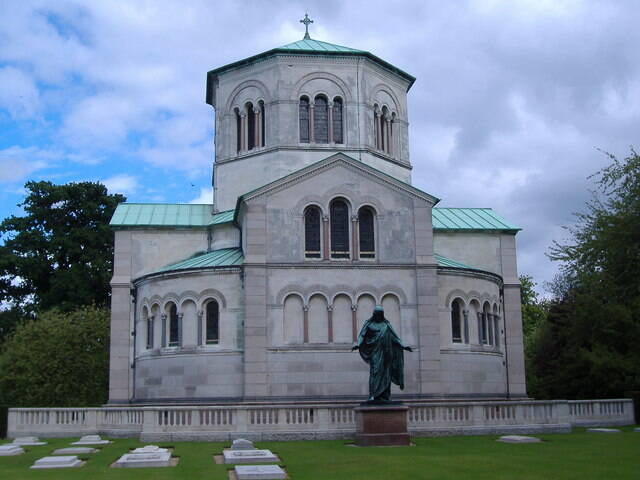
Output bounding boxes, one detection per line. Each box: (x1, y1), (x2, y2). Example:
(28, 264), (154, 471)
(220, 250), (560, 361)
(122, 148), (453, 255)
(497, 435), (541, 444)
(634, 427), (640, 432)
(30, 455), (83, 469)
(114, 452), (172, 468)
(0, 445), (25, 456)
(235, 465), (286, 480)
(587, 428), (621, 433)
(224, 449), (278, 464)
(12, 436), (46, 446)
(53, 447), (97, 455)
(131, 445), (169, 454)
(231, 438), (256, 450)
(72, 434), (111, 445)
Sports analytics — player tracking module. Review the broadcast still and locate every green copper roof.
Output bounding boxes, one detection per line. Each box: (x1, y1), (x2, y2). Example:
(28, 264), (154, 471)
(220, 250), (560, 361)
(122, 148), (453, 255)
(109, 203), (234, 228)
(155, 247), (243, 274)
(206, 37), (415, 104)
(433, 208), (520, 232)
(278, 38), (365, 53)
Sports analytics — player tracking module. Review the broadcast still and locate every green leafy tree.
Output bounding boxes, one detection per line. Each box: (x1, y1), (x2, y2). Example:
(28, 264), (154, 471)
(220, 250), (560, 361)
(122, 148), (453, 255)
(0, 181), (124, 314)
(0, 306), (110, 407)
(519, 274), (548, 396)
(529, 149), (640, 399)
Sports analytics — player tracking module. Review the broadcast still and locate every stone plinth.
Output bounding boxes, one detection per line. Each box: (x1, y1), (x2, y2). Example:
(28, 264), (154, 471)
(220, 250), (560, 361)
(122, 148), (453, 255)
(0, 445), (25, 456)
(72, 435), (111, 445)
(53, 447), (97, 455)
(235, 465), (286, 480)
(114, 452), (172, 468)
(30, 456), (83, 469)
(223, 449), (278, 464)
(587, 428), (621, 433)
(354, 404), (410, 446)
(497, 435), (541, 444)
(12, 436), (46, 446)
(231, 438), (255, 450)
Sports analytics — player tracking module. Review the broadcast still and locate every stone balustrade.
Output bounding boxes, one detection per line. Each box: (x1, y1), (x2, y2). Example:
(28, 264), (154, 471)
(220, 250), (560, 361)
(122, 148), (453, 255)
(7, 399), (634, 441)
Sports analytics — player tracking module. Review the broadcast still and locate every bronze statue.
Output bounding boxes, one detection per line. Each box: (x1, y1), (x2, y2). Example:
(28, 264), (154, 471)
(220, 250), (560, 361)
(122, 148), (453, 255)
(352, 305), (412, 403)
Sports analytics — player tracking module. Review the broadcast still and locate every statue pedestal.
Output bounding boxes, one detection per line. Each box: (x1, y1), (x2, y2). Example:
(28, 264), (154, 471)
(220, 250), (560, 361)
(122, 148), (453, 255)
(354, 404), (410, 446)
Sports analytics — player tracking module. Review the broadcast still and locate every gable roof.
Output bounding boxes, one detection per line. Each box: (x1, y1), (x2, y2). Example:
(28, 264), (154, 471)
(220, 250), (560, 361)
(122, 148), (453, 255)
(206, 37), (415, 105)
(109, 203), (233, 228)
(433, 207), (520, 232)
(234, 153), (440, 221)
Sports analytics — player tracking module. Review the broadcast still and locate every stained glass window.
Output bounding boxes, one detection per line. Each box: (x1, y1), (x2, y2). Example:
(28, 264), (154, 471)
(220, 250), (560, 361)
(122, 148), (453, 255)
(168, 303), (179, 347)
(358, 207), (375, 259)
(304, 207), (321, 258)
(299, 97), (310, 143)
(333, 97), (343, 144)
(314, 95), (328, 144)
(206, 301), (219, 344)
(330, 199), (349, 258)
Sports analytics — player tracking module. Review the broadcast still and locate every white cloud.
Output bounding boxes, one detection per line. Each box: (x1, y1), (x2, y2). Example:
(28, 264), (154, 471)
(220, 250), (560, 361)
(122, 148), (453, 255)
(189, 187), (213, 204)
(0, 66), (40, 119)
(102, 174), (138, 195)
(0, 146), (59, 183)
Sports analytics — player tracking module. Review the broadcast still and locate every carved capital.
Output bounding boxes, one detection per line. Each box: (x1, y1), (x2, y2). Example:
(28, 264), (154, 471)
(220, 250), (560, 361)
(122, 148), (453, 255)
(303, 305), (309, 312)
(322, 214), (330, 222)
(161, 313), (167, 320)
(351, 305), (358, 311)
(197, 310), (203, 318)
(327, 305), (333, 312)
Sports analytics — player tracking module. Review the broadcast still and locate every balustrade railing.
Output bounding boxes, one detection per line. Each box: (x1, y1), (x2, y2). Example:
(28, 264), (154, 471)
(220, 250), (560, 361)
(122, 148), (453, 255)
(7, 399), (634, 440)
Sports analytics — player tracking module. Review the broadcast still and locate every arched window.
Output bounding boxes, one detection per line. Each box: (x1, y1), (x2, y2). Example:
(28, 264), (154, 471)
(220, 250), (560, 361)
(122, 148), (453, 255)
(299, 96), (310, 143)
(314, 95), (329, 144)
(168, 302), (179, 347)
(205, 300), (219, 344)
(246, 102), (255, 151)
(451, 299), (463, 343)
(380, 107), (388, 152)
(373, 104), (380, 149)
(330, 198), (349, 259)
(493, 304), (500, 349)
(358, 207), (375, 259)
(332, 97), (343, 144)
(304, 206), (321, 259)
(235, 108), (241, 153)
(143, 306), (153, 349)
(259, 100), (265, 147)
(482, 302), (491, 345)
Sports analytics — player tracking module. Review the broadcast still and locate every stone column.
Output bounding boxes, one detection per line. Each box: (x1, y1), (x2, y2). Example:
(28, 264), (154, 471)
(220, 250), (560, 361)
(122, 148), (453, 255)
(462, 309), (469, 344)
(351, 215), (359, 260)
(309, 102), (315, 143)
(161, 314), (167, 347)
(240, 112), (247, 152)
(351, 304), (358, 342)
(374, 110), (380, 149)
(303, 305), (309, 343)
(328, 102), (334, 144)
(177, 312), (184, 347)
(385, 117), (392, 154)
(477, 312), (483, 344)
(322, 214), (330, 260)
(253, 107), (260, 149)
(197, 310), (203, 346)
(494, 314), (501, 349)
(327, 305), (334, 343)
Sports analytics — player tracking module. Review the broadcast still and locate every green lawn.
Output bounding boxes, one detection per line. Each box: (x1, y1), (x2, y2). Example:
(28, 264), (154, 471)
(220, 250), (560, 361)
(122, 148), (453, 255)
(1, 427), (638, 479)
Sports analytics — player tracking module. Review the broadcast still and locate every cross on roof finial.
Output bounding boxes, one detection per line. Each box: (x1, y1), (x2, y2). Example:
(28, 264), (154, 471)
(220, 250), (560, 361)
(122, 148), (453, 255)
(300, 13), (313, 39)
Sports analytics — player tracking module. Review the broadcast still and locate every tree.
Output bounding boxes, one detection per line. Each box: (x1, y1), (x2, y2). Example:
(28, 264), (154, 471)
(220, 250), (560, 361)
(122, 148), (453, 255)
(529, 148), (640, 399)
(519, 274), (548, 396)
(0, 181), (125, 314)
(0, 306), (110, 407)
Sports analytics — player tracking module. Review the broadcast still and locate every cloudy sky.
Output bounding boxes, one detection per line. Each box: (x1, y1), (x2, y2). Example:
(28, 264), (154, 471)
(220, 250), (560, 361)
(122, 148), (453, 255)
(1, 0), (638, 294)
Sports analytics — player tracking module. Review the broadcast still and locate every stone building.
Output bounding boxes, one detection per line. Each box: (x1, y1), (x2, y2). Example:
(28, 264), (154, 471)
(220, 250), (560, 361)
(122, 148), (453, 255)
(108, 28), (526, 405)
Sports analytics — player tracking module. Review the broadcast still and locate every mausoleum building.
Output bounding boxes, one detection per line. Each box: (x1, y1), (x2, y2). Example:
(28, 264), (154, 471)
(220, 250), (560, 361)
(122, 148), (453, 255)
(108, 29), (527, 405)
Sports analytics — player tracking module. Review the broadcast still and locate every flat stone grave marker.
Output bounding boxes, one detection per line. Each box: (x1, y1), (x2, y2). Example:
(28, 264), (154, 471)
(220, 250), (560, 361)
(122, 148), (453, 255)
(12, 436), (46, 446)
(30, 455), (83, 469)
(634, 427), (640, 433)
(0, 445), (25, 456)
(587, 428), (621, 433)
(114, 452), (173, 468)
(497, 435), (541, 444)
(53, 447), (97, 455)
(131, 445), (170, 454)
(235, 465), (286, 480)
(231, 438), (255, 450)
(224, 449), (278, 464)
(72, 434), (111, 445)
